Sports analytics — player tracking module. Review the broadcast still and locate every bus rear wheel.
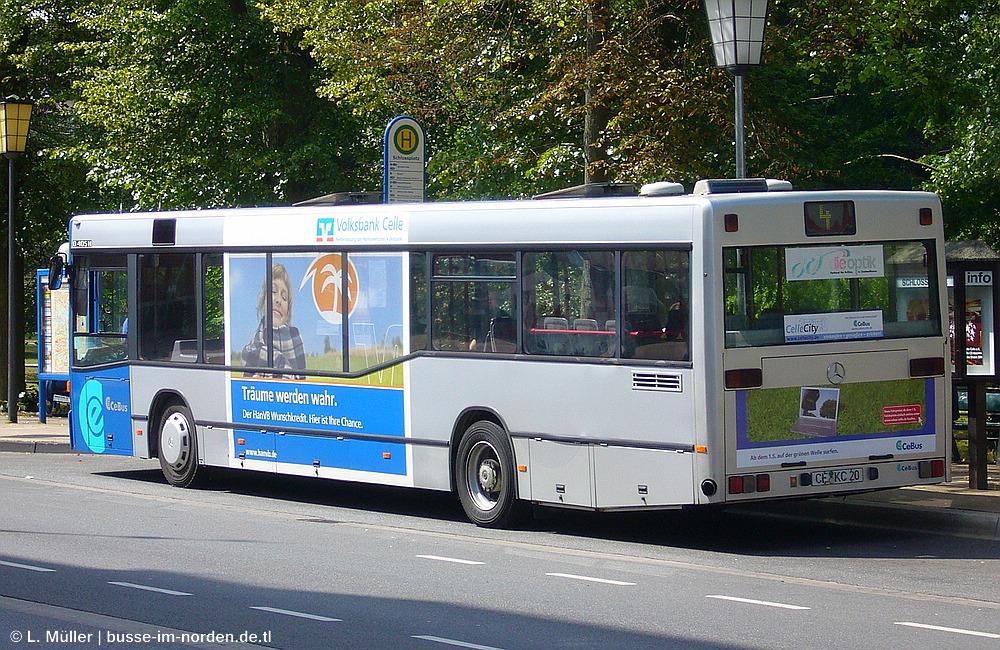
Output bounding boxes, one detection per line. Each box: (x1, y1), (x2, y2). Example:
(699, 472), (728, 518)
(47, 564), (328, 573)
(158, 403), (200, 487)
(456, 421), (522, 528)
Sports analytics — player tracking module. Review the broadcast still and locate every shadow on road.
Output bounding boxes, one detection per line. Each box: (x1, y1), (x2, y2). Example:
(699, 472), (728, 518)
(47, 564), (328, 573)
(95, 465), (998, 561)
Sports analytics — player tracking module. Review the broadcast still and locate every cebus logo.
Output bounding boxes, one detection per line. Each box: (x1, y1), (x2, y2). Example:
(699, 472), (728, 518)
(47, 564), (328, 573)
(78, 379), (106, 453)
(301, 253), (359, 325)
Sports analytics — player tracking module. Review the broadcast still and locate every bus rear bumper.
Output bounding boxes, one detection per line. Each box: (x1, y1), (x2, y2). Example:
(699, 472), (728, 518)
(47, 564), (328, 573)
(721, 457), (948, 502)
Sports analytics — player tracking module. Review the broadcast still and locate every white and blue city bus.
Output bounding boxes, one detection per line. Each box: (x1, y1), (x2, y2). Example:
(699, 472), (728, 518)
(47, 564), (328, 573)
(55, 179), (950, 527)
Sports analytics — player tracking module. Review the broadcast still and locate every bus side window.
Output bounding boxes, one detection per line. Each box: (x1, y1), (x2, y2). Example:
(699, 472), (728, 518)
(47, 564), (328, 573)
(410, 252), (428, 352)
(138, 253), (198, 362)
(522, 250), (616, 358)
(431, 253), (516, 353)
(71, 254), (129, 367)
(621, 250), (690, 361)
(203, 254), (225, 365)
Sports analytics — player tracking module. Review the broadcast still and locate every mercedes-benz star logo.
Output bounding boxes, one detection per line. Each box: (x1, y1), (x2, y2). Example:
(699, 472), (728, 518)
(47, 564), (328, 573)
(827, 362), (846, 384)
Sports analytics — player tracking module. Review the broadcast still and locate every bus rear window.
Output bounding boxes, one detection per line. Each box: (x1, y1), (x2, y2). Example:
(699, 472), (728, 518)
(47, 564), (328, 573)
(724, 240), (940, 347)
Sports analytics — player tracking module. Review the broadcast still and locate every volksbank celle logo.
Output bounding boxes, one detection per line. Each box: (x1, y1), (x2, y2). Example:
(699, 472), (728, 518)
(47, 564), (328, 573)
(315, 215), (407, 244)
(78, 379), (106, 453)
(316, 218), (336, 242)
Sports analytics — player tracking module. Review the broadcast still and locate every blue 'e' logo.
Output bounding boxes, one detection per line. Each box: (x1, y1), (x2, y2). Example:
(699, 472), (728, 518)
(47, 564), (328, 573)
(78, 379), (106, 453)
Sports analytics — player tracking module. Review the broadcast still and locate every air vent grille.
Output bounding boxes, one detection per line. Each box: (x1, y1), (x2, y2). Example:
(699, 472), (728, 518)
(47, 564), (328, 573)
(632, 372), (682, 392)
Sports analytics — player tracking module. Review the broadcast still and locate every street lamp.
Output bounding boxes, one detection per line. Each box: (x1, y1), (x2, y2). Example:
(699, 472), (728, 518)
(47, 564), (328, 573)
(704, 0), (768, 178)
(1, 100), (33, 423)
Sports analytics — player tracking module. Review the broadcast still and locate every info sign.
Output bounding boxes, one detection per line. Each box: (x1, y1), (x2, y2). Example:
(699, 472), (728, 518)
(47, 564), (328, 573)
(949, 269), (996, 376)
(384, 116), (426, 204)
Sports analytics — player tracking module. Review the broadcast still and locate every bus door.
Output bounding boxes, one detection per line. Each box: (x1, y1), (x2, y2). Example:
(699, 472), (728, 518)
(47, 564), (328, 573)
(70, 253), (133, 455)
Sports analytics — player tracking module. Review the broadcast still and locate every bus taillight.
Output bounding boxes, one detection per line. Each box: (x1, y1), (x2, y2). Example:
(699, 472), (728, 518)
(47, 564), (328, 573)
(919, 460), (945, 478)
(756, 474), (770, 492)
(909, 357), (945, 377)
(728, 473), (770, 495)
(725, 368), (762, 389)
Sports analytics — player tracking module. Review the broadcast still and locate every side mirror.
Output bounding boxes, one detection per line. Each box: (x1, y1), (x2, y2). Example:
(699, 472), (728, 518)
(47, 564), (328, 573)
(48, 253), (65, 290)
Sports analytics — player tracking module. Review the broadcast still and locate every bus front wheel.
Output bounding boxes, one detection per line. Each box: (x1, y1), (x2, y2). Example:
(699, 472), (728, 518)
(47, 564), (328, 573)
(158, 403), (200, 487)
(456, 421), (522, 528)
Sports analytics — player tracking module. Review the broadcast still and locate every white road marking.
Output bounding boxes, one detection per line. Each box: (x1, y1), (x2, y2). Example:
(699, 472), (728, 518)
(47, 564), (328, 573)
(1, 595), (263, 649)
(412, 635), (508, 650)
(0, 560), (56, 572)
(416, 555), (485, 565)
(107, 581), (192, 596)
(894, 621), (1000, 639)
(706, 595), (810, 610)
(545, 572), (636, 586)
(250, 606), (341, 622)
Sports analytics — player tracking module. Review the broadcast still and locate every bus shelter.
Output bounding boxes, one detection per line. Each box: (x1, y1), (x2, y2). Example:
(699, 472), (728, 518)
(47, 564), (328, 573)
(947, 240), (1000, 489)
(35, 269), (71, 423)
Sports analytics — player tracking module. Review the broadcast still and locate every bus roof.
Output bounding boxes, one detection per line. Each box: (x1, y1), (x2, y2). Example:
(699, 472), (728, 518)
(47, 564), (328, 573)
(68, 189), (940, 251)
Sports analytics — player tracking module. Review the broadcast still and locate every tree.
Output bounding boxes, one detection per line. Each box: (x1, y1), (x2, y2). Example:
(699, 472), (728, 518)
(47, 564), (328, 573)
(762, 0), (1000, 240)
(920, 9), (1000, 242)
(68, 0), (367, 209)
(0, 0), (113, 407)
(261, 0), (579, 198)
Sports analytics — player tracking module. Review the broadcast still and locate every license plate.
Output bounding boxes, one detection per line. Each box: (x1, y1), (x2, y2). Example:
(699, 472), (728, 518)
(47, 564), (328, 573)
(811, 467), (864, 486)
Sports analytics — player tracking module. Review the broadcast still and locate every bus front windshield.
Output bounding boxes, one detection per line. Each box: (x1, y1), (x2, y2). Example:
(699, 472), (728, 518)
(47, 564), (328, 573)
(724, 240), (940, 347)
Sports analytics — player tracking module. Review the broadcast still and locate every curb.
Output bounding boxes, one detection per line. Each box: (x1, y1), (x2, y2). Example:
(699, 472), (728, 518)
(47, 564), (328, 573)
(0, 440), (74, 454)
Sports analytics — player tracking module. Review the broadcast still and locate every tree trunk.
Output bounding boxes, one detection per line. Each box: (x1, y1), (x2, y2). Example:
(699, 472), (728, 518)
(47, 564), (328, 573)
(583, 0), (611, 185)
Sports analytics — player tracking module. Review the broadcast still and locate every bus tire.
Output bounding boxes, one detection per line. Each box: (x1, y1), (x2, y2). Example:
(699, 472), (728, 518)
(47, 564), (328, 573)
(158, 403), (200, 487)
(456, 420), (523, 528)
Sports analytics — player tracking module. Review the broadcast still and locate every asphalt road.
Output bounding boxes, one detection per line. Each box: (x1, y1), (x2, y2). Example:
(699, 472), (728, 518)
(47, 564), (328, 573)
(1, 452), (999, 649)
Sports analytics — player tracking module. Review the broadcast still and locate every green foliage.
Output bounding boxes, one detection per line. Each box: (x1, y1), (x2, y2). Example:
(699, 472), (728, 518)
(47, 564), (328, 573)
(919, 9), (1000, 242)
(66, 0), (366, 208)
(0, 0), (998, 285)
(764, 0), (1000, 229)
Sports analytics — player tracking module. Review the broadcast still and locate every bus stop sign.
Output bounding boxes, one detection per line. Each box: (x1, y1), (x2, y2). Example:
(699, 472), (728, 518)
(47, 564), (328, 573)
(384, 116), (426, 204)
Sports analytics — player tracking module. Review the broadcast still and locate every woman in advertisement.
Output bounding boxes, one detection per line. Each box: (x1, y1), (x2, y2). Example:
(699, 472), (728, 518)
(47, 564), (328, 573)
(242, 263), (306, 379)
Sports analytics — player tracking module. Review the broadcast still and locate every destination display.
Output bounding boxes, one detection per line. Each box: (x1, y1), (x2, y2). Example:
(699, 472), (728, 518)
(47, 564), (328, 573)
(803, 200), (856, 236)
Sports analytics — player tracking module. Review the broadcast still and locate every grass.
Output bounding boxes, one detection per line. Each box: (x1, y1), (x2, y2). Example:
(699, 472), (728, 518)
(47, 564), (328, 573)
(25, 339), (38, 385)
(230, 350), (404, 387)
(746, 379), (928, 443)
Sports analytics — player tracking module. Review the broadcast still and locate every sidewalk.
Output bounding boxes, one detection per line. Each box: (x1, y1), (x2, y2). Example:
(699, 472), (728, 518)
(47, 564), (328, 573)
(2, 414), (999, 537)
(0, 414), (73, 453)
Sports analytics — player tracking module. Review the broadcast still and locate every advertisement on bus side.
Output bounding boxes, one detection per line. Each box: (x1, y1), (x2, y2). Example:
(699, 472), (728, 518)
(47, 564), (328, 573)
(225, 252), (407, 476)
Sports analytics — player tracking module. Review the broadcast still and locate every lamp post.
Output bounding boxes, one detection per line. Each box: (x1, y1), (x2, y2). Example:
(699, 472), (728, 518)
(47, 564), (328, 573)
(704, 0), (768, 179)
(1, 100), (33, 423)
